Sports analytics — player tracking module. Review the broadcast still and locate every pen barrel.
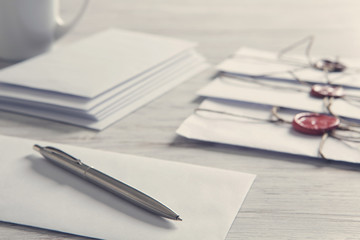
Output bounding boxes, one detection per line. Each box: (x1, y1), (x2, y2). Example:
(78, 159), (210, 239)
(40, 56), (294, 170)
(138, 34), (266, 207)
(39, 148), (179, 220)
(84, 168), (180, 220)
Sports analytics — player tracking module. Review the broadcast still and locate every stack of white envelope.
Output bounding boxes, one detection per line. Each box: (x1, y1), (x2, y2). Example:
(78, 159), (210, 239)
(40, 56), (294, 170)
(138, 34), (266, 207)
(177, 46), (360, 163)
(0, 28), (208, 130)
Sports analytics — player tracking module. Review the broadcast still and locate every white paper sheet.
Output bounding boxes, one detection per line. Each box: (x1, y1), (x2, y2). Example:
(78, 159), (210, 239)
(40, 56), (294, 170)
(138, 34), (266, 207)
(0, 59), (208, 130)
(217, 47), (360, 88)
(0, 49), (198, 111)
(197, 76), (360, 121)
(0, 51), (206, 120)
(0, 28), (196, 98)
(0, 28), (209, 129)
(0, 135), (255, 240)
(176, 98), (360, 163)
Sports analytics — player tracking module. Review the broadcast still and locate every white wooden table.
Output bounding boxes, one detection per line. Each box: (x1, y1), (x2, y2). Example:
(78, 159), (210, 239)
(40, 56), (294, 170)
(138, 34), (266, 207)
(1, 0), (360, 239)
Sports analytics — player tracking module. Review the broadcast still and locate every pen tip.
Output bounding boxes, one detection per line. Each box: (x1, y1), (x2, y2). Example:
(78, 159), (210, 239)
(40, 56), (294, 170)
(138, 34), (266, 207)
(176, 216), (182, 221)
(33, 144), (42, 152)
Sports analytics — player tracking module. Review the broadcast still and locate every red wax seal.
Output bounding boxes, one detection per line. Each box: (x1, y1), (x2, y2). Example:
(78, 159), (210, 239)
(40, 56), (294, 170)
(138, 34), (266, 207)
(310, 84), (344, 98)
(313, 59), (346, 72)
(292, 112), (340, 135)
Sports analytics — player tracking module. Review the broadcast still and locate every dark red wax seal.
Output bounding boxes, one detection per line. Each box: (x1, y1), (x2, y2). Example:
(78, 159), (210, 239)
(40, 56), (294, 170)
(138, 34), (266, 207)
(310, 84), (344, 98)
(292, 112), (340, 135)
(313, 59), (346, 72)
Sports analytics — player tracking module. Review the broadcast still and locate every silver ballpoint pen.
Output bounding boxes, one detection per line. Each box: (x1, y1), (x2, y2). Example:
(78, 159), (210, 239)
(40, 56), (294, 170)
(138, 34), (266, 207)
(33, 144), (182, 221)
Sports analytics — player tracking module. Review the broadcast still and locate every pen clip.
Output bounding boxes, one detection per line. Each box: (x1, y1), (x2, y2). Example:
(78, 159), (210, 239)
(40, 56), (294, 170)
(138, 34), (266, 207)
(45, 146), (83, 165)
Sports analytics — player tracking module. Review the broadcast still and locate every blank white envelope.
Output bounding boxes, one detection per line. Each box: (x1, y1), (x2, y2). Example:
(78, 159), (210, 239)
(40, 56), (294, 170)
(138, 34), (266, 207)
(0, 135), (255, 240)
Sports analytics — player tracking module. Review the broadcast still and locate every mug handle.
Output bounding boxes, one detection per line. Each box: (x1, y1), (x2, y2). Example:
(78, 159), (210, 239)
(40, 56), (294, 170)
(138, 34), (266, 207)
(54, 0), (90, 39)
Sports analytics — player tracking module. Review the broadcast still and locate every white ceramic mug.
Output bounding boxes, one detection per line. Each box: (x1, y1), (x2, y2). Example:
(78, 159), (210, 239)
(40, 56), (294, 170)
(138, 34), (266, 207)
(0, 0), (89, 61)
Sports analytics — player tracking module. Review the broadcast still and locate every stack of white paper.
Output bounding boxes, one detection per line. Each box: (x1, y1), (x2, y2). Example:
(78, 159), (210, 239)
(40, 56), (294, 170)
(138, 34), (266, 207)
(177, 45), (360, 163)
(0, 29), (208, 130)
(0, 135), (255, 239)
